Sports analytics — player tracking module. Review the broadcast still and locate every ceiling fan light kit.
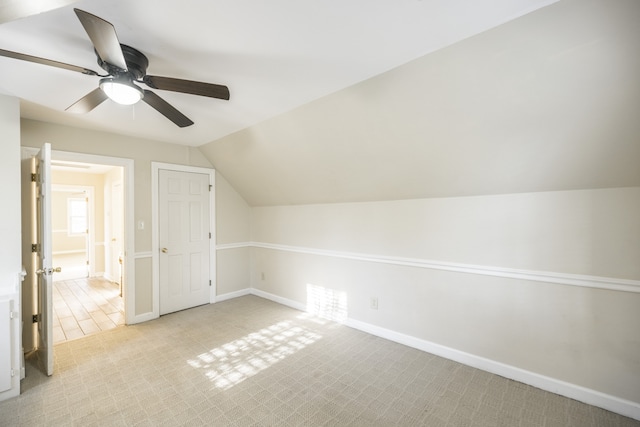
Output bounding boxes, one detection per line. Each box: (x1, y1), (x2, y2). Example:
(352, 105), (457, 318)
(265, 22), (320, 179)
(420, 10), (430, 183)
(99, 77), (144, 105)
(0, 8), (230, 127)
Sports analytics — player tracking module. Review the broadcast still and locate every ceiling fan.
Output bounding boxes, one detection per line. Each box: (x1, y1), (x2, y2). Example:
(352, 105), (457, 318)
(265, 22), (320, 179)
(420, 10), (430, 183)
(0, 8), (230, 127)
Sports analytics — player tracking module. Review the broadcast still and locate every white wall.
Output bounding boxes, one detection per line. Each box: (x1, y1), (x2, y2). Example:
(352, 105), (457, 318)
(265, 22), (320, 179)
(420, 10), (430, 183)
(250, 187), (640, 418)
(0, 94), (23, 401)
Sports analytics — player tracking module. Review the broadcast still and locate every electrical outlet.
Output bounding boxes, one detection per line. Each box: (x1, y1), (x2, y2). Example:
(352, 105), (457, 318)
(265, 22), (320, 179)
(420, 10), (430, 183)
(370, 297), (378, 310)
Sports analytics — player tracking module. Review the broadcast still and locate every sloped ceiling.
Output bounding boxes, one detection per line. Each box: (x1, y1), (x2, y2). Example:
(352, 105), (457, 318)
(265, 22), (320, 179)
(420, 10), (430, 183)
(3, 0), (639, 207)
(199, 0), (640, 206)
(0, 0), (558, 146)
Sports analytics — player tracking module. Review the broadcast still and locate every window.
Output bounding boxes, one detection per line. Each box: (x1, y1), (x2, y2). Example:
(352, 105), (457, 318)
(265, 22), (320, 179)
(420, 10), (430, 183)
(68, 198), (87, 235)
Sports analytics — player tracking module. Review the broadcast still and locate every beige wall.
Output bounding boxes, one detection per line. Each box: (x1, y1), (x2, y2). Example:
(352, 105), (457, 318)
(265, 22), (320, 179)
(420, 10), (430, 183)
(51, 190), (85, 253)
(21, 119), (252, 319)
(215, 173), (252, 295)
(250, 187), (640, 406)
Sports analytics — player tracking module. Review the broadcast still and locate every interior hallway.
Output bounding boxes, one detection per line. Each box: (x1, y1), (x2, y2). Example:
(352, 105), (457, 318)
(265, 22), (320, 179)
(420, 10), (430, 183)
(52, 277), (124, 343)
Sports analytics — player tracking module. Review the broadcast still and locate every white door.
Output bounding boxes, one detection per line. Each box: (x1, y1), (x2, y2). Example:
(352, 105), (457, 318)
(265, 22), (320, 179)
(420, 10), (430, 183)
(34, 143), (54, 376)
(110, 182), (124, 289)
(159, 170), (211, 315)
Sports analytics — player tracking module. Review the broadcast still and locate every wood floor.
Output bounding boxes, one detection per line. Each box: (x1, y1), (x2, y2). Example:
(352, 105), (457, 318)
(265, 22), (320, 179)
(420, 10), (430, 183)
(52, 277), (124, 344)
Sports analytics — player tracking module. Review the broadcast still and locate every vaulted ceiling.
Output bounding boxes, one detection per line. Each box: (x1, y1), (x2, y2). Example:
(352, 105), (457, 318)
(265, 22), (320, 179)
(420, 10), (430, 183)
(3, 0), (639, 206)
(1, 0), (557, 146)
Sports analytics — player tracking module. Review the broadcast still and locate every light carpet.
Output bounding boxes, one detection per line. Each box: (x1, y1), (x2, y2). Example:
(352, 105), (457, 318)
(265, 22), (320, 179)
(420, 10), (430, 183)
(0, 295), (638, 426)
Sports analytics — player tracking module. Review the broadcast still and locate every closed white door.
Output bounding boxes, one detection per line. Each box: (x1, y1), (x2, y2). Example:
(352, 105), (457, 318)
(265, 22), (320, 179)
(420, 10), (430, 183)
(159, 170), (211, 315)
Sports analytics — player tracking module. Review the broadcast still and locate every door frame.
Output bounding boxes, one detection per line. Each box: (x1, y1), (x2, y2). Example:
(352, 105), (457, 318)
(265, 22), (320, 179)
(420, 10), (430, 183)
(151, 162), (216, 319)
(22, 147), (136, 325)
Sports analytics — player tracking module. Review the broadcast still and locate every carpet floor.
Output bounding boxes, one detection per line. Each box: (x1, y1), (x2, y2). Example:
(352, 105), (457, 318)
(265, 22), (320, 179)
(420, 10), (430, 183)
(0, 295), (638, 426)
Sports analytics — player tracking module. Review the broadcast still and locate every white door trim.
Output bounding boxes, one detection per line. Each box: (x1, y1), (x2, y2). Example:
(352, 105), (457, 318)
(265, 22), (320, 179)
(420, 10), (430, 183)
(151, 162), (216, 319)
(24, 148), (136, 325)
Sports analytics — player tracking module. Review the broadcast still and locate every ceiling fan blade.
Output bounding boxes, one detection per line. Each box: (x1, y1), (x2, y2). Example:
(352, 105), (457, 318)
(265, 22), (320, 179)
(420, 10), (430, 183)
(74, 8), (128, 71)
(142, 90), (194, 128)
(0, 48), (101, 76)
(66, 88), (109, 113)
(143, 75), (230, 100)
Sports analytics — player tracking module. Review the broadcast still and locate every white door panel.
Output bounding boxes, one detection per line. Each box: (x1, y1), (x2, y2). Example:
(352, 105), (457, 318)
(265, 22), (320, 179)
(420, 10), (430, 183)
(34, 143), (53, 376)
(159, 170), (210, 315)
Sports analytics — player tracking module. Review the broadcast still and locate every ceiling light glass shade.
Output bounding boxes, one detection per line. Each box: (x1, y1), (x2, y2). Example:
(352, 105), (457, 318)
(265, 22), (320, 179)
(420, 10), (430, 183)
(99, 78), (144, 105)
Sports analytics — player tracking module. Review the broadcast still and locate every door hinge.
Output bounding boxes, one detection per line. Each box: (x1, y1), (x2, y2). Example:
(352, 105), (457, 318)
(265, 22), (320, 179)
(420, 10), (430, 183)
(209, 280), (212, 287)
(209, 185), (212, 191)
(31, 173), (38, 182)
(11, 369), (16, 378)
(209, 232), (211, 239)
(32, 314), (41, 323)
(10, 311), (18, 319)
(31, 243), (40, 253)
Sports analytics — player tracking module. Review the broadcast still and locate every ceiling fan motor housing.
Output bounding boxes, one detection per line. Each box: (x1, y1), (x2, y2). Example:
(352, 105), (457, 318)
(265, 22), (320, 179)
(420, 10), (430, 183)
(96, 44), (148, 79)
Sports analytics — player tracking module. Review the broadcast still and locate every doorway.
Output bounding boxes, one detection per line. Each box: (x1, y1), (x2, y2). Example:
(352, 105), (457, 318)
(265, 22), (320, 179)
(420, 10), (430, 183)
(21, 146), (136, 377)
(50, 162), (125, 344)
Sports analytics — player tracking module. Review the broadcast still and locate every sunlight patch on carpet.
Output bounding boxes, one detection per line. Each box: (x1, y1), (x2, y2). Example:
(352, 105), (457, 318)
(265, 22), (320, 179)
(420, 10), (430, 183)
(187, 320), (322, 389)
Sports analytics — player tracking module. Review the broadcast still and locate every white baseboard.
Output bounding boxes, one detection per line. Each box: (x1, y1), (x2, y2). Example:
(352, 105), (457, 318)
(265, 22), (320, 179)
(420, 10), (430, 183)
(216, 288), (251, 302)
(127, 311), (156, 325)
(250, 288), (306, 312)
(343, 318), (640, 421)
(229, 288), (640, 421)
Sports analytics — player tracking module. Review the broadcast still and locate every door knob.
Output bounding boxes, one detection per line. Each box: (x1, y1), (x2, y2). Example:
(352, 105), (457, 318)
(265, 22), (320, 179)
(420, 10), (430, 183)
(36, 267), (62, 275)
(161, 248), (168, 253)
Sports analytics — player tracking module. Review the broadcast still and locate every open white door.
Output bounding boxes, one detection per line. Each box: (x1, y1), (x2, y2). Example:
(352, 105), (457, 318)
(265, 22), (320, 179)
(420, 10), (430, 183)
(33, 143), (54, 376)
(110, 181), (124, 293)
(159, 169), (211, 315)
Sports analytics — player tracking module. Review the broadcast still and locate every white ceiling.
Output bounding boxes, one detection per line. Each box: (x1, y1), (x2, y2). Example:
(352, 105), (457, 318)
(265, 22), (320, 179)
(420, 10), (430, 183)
(0, 0), (559, 147)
